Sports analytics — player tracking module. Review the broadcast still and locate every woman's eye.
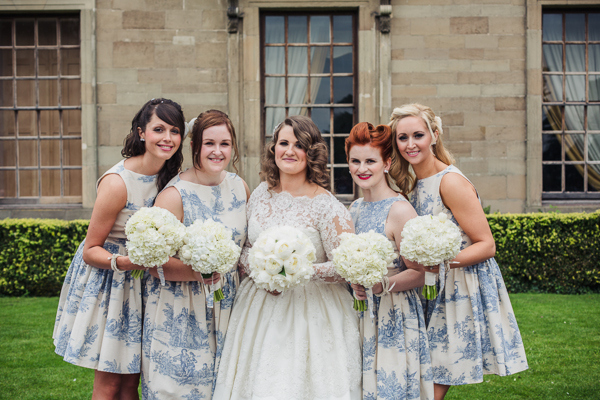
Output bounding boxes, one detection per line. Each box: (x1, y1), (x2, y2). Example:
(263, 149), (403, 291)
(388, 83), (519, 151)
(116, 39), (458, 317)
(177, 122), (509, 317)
(415, 133), (425, 139)
(398, 136), (407, 141)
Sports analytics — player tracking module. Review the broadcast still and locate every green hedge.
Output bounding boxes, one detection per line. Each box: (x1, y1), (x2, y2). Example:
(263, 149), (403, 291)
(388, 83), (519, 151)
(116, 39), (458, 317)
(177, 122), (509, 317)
(1, 212), (599, 296)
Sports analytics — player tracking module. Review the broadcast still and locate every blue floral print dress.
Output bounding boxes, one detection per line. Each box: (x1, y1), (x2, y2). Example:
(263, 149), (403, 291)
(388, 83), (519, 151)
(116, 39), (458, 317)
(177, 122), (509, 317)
(141, 172), (247, 400)
(349, 195), (434, 400)
(410, 165), (528, 385)
(53, 159), (156, 374)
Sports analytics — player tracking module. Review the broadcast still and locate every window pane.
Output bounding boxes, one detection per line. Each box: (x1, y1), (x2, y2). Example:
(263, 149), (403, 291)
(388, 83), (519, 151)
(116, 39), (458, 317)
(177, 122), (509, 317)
(543, 105), (562, 131)
(564, 134), (584, 162)
(312, 108), (330, 134)
(288, 107), (308, 117)
(543, 164), (562, 191)
(565, 14), (585, 41)
(333, 46), (352, 73)
(40, 110), (60, 137)
(64, 138), (81, 166)
(589, 76), (600, 101)
(64, 110), (81, 136)
(543, 134), (562, 161)
(16, 80), (35, 106)
(288, 16), (307, 43)
(565, 164), (584, 191)
(265, 77), (285, 105)
(15, 19), (34, 46)
(38, 19), (57, 46)
(18, 110), (36, 136)
(310, 47), (330, 74)
(587, 165), (600, 191)
(589, 134), (600, 161)
(542, 14), (562, 41)
(18, 139), (38, 167)
(265, 47), (285, 74)
(39, 79), (58, 107)
(0, 20), (11, 46)
(265, 16), (284, 44)
(0, 49), (13, 76)
(64, 169), (82, 196)
(566, 45), (585, 72)
(0, 170), (16, 198)
(310, 16), (330, 43)
(0, 110), (15, 137)
(543, 75), (563, 102)
(38, 49), (58, 76)
(333, 15), (352, 43)
(288, 77), (308, 104)
(565, 75), (585, 101)
(61, 48), (80, 76)
(333, 76), (353, 104)
(41, 139), (60, 166)
(61, 79), (81, 106)
(543, 44), (562, 72)
(565, 106), (584, 131)
(288, 47), (307, 74)
(60, 19), (79, 45)
(41, 169), (61, 196)
(590, 45), (600, 72)
(589, 106), (600, 130)
(265, 107), (286, 139)
(333, 136), (348, 164)
(590, 14), (600, 41)
(0, 80), (13, 107)
(312, 77), (330, 104)
(333, 107), (353, 134)
(16, 50), (34, 76)
(1, 140), (16, 166)
(334, 167), (353, 195)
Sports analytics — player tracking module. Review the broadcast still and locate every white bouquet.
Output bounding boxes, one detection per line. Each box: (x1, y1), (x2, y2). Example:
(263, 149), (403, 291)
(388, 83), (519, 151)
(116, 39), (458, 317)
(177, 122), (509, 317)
(248, 226), (316, 293)
(332, 231), (396, 312)
(125, 207), (186, 279)
(399, 212), (462, 300)
(178, 219), (242, 302)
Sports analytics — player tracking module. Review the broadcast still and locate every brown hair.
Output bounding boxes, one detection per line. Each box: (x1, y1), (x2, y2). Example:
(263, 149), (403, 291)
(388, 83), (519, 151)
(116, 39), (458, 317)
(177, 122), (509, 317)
(189, 109), (240, 174)
(121, 98), (184, 192)
(260, 115), (331, 191)
(388, 103), (454, 195)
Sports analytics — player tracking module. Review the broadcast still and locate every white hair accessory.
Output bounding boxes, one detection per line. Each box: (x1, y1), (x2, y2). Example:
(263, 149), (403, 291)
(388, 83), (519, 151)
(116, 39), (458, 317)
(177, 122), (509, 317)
(184, 117), (197, 139)
(434, 116), (443, 135)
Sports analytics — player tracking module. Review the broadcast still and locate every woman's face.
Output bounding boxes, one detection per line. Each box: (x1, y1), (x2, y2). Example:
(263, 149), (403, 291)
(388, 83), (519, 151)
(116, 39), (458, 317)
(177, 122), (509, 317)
(395, 116), (436, 166)
(348, 144), (390, 191)
(195, 123), (232, 174)
(139, 113), (182, 161)
(274, 125), (308, 178)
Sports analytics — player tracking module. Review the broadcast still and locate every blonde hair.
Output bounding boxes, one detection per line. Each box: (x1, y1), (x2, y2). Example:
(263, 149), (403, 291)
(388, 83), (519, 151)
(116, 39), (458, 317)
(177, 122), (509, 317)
(388, 103), (455, 195)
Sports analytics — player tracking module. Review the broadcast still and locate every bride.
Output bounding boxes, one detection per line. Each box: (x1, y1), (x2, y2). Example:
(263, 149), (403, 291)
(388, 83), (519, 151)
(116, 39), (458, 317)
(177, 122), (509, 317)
(213, 115), (361, 400)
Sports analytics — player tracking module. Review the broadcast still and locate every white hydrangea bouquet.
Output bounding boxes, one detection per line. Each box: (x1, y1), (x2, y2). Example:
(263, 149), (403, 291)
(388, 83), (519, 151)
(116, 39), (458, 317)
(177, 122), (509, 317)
(248, 226), (316, 293)
(399, 213), (462, 300)
(178, 219), (241, 303)
(125, 207), (186, 282)
(332, 231), (396, 312)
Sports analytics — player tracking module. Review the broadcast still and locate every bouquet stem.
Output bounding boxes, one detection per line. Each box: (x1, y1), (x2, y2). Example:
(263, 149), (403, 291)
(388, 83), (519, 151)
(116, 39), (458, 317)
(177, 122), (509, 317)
(422, 270), (438, 300)
(130, 269), (144, 279)
(353, 298), (367, 312)
(202, 273), (223, 302)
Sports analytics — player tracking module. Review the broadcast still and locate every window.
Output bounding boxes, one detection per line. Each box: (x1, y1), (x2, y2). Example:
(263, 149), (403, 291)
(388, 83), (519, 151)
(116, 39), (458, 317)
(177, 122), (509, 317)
(542, 10), (600, 199)
(0, 15), (82, 205)
(261, 12), (357, 200)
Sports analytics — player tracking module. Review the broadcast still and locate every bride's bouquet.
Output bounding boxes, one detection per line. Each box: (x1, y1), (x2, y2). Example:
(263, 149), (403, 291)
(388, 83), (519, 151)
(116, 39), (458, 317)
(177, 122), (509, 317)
(399, 213), (462, 300)
(178, 219), (242, 302)
(332, 231), (396, 312)
(248, 226), (316, 293)
(125, 207), (186, 280)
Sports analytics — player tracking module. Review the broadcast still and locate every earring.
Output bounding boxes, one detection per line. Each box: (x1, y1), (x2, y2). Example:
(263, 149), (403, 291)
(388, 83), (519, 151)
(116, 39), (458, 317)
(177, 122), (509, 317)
(384, 170), (389, 174)
(140, 138), (145, 142)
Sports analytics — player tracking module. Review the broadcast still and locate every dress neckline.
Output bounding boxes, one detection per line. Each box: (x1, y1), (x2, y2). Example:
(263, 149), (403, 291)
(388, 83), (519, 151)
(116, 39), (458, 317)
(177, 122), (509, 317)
(266, 182), (330, 201)
(417, 164), (452, 182)
(359, 194), (404, 204)
(178, 170), (230, 188)
(120, 159), (158, 178)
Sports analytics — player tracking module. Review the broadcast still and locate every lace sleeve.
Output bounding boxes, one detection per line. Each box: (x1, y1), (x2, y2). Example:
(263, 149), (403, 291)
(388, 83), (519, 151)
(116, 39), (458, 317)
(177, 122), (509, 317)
(238, 237), (251, 278)
(311, 195), (354, 282)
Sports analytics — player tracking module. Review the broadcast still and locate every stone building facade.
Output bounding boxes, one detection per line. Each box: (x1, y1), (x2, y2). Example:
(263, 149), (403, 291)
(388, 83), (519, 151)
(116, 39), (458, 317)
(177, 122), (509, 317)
(1, 0), (599, 218)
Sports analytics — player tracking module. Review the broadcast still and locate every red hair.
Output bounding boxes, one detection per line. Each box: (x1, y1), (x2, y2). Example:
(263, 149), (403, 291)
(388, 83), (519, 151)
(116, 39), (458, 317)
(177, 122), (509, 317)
(345, 122), (393, 162)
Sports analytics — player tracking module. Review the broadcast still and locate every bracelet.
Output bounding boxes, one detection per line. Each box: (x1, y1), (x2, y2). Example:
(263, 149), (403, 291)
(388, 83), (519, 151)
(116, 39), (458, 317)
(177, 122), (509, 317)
(374, 276), (390, 297)
(110, 253), (122, 272)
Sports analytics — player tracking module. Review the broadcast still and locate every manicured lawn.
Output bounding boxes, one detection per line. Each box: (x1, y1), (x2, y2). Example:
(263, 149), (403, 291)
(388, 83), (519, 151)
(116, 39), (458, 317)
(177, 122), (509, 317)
(0, 294), (598, 399)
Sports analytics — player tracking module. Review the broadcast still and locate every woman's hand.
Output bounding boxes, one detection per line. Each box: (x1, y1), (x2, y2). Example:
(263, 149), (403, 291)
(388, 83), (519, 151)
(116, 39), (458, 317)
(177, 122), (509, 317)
(194, 272), (221, 285)
(267, 290), (281, 296)
(351, 283), (367, 300)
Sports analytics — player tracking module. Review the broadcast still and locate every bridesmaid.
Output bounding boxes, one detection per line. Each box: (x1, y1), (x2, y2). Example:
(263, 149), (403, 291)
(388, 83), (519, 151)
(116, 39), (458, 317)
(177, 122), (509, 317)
(141, 110), (249, 399)
(346, 122), (433, 400)
(53, 98), (185, 399)
(389, 103), (528, 400)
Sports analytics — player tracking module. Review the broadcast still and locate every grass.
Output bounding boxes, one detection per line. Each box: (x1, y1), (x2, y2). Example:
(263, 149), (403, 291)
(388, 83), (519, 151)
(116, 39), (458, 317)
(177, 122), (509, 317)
(0, 294), (599, 399)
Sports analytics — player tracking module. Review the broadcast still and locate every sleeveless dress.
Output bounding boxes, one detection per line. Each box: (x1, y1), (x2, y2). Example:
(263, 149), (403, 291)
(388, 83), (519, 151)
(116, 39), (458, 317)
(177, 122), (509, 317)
(213, 182), (362, 400)
(349, 196), (433, 400)
(410, 165), (528, 385)
(141, 172), (247, 400)
(53, 159), (156, 373)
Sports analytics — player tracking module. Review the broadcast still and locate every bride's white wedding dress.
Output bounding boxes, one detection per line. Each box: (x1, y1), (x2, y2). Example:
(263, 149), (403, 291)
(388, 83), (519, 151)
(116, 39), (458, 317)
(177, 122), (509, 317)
(213, 182), (361, 400)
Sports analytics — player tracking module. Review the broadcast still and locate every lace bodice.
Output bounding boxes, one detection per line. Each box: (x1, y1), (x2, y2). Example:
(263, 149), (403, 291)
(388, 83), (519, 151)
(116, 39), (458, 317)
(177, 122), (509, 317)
(239, 182), (353, 281)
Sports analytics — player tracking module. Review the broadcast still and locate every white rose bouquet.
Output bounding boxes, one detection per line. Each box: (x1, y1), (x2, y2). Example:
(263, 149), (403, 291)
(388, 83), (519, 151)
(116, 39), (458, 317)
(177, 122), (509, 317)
(178, 219), (242, 302)
(125, 207), (186, 280)
(399, 212), (462, 300)
(248, 226), (316, 293)
(332, 231), (396, 312)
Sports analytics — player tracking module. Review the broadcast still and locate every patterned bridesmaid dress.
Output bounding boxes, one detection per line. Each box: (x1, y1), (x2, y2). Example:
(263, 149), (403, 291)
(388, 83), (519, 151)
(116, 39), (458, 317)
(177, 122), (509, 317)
(141, 172), (247, 399)
(53, 160), (157, 374)
(410, 165), (528, 385)
(349, 195), (433, 400)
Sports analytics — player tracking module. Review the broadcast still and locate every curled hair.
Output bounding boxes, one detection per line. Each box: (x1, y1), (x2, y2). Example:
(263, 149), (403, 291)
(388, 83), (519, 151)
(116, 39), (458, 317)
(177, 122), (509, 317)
(388, 103), (454, 195)
(345, 121), (394, 189)
(121, 98), (185, 192)
(260, 115), (330, 192)
(189, 110), (240, 174)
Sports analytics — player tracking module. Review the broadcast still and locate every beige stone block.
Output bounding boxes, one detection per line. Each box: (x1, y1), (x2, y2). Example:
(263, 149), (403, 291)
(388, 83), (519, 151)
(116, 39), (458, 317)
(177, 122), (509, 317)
(97, 83), (117, 104)
(390, 18), (411, 35)
(481, 84), (525, 96)
(489, 158), (526, 175)
(392, 72), (457, 85)
(424, 35), (465, 49)
(117, 91), (161, 106)
(499, 35), (525, 49)
(507, 141), (526, 159)
(391, 59), (430, 73)
(450, 17), (489, 35)
(472, 60), (511, 72)
(465, 35), (499, 49)
(177, 68), (218, 83)
(450, 48), (485, 60)
(472, 141), (508, 158)
(486, 199), (524, 214)
(441, 112), (464, 127)
(201, 9), (226, 31)
(496, 71), (524, 84)
(489, 17), (525, 35)
(392, 85), (438, 98)
(96, 0), (112, 9)
(391, 34), (426, 50)
(392, 6), (433, 18)
(97, 68), (138, 84)
(403, 48), (449, 60)
(96, 41), (113, 69)
(484, 48), (525, 61)
(470, 175), (507, 199)
(448, 126), (486, 141)
(113, 42), (155, 68)
(195, 42), (228, 69)
(445, 141), (471, 157)
(166, 92), (228, 107)
(430, 59), (471, 72)
(510, 58), (525, 71)
(466, 110), (526, 127)
(165, 10), (204, 30)
(155, 43), (196, 68)
(485, 126), (525, 141)
(410, 18), (449, 35)
(96, 10), (123, 40)
(391, 49), (404, 60)
(100, 29), (177, 43)
(122, 11), (165, 29)
(437, 84), (481, 97)
(110, 0), (145, 10)
(457, 158), (488, 175)
(457, 72), (495, 84)
(495, 97), (525, 111)
(146, 0), (183, 10)
(481, 5), (525, 18)
(138, 69), (179, 84)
